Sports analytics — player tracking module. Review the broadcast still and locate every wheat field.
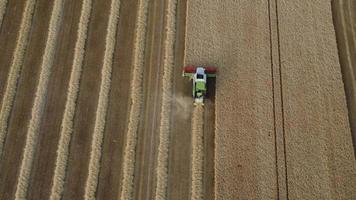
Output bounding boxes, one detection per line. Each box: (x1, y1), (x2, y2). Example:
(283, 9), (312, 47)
(0, 0), (355, 199)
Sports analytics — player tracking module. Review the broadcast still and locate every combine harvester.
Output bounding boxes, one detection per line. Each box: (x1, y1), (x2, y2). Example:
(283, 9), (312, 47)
(182, 66), (217, 106)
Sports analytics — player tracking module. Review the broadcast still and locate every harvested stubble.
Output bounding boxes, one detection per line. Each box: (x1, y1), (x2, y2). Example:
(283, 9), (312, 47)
(14, 0), (64, 199)
(191, 106), (204, 200)
(0, 0), (36, 161)
(154, 0), (177, 199)
(49, 0), (92, 199)
(84, 0), (121, 199)
(332, 0), (356, 147)
(120, 0), (149, 199)
(0, 0), (7, 28)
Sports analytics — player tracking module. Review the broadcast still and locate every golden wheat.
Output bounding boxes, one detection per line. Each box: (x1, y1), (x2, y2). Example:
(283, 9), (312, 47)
(120, 0), (149, 199)
(83, 0), (121, 199)
(154, 0), (177, 199)
(0, 0), (36, 161)
(191, 106), (204, 200)
(15, 0), (64, 199)
(49, 0), (92, 199)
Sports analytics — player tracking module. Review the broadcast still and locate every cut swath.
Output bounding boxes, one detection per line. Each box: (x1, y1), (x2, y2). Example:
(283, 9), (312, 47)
(15, 0), (64, 199)
(49, 0), (92, 199)
(120, 0), (149, 199)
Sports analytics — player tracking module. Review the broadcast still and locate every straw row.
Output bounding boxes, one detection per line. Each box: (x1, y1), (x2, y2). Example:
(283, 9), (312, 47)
(49, 0), (92, 199)
(120, 0), (149, 199)
(154, 0), (177, 199)
(0, 0), (8, 28)
(84, 0), (121, 199)
(15, 0), (64, 199)
(191, 106), (204, 200)
(0, 0), (36, 160)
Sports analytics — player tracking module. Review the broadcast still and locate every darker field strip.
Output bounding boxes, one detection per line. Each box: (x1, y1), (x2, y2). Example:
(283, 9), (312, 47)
(119, 0), (150, 199)
(84, 0), (121, 198)
(0, 0), (26, 102)
(134, 0), (165, 199)
(95, 0), (138, 199)
(332, 0), (356, 153)
(202, 79), (216, 200)
(0, 0), (217, 199)
(30, 0), (85, 199)
(0, 0), (36, 162)
(61, 0), (111, 199)
(15, 0), (65, 198)
(48, 0), (91, 199)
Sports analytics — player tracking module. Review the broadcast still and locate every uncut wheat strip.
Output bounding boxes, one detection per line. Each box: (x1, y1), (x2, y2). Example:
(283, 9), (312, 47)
(49, 0), (92, 199)
(0, 0), (36, 160)
(14, 0), (64, 199)
(191, 106), (204, 200)
(120, 0), (149, 199)
(154, 0), (177, 199)
(83, 0), (121, 199)
(0, 0), (8, 28)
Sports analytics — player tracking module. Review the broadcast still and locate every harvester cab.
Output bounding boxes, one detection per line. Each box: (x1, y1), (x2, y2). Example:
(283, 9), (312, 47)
(182, 66), (217, 106)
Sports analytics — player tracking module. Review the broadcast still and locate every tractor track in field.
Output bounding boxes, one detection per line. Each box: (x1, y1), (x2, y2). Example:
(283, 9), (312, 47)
(133, 0), (165, 198)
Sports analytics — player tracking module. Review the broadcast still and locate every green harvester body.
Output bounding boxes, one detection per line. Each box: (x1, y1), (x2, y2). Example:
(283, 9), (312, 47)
(182, 66), (217, 105)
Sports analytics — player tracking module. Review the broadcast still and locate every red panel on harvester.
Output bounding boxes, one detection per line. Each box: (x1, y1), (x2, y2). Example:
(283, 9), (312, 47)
(204, 66), (217, 74)
(184, 66), (197, 73)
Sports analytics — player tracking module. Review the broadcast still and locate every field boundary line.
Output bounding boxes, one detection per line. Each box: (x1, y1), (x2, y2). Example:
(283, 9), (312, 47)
(120, 0), (149, 199)
(49, 0), (92, 199)
(191, 106), (204, 200)
(0, 0), (8, 29)
(83, 0), (121, 199)
(14, 0), (64, 199)
(154, 0), (177, 199)
(268, 0), (286, 198)
(0, 0), (36, 161)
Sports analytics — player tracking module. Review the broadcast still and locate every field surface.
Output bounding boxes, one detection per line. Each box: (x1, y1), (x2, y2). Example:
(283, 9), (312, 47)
(0, 0), (355, 200)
